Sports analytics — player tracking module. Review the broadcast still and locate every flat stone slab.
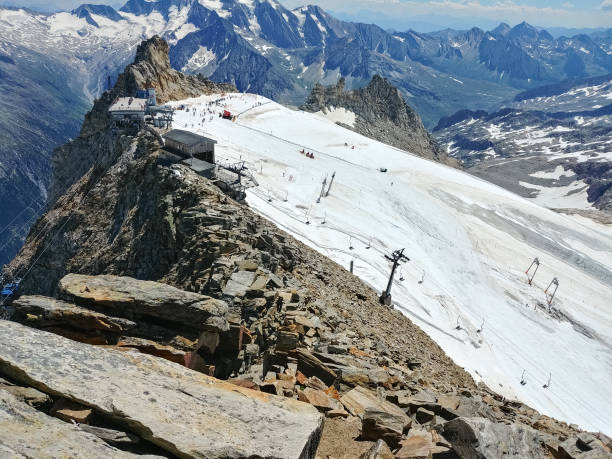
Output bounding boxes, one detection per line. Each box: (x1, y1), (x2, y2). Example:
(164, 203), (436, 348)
(58, 274), (228, 331)
(0, 321), (323, 458)
(340, 386), (410, 425)
(223, 270), (257, 297)
(12, 295), (137, 333)
(0, 389), (139, 458)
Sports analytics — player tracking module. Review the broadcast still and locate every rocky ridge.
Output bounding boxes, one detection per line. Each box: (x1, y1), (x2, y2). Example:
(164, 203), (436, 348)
(49, 35), (235, 207)
(301, 76), (458, 167)
(2, 37), (611, 458)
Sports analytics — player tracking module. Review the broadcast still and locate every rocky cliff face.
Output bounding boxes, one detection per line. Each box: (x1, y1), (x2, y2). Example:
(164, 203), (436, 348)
(301, 76), (459, 167)
(1, 37), (609, 459)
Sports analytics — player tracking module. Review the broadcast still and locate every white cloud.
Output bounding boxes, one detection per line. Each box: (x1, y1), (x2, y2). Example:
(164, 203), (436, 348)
(280, 0), (612, 29)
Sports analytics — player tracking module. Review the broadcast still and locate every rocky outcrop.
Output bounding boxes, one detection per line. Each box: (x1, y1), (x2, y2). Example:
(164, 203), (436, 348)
(58, 274), (228, 331)
(301, 76), (458, 167)
(438, 417), (542, 458)
(0, 320), (323, 458)
(49, 35), (236, 207)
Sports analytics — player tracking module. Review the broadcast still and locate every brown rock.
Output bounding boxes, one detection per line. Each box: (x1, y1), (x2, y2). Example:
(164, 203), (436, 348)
(295, 349), (337, 386)
(340, 386), (410, 425)
(228, 379), (260, 391)
(117, 337), (185, 364)
(395, 431), (435, 459)
(51, 398), (93, 424)
(306, 376), (329, 391)
(297, 388), (340, 412)
(327, 409), (350, 418)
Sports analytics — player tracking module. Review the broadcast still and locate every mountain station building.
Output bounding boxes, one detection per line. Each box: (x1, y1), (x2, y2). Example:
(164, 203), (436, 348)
(162, 129), (217, 164)
(108, 97), (148, 124)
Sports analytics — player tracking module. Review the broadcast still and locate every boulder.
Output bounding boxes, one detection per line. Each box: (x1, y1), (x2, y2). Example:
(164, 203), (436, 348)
(12, 295), (137, 333)
(361, 408), (407, 448)
(438, 417), (542, 459)
(223, 270), (257, 297)
(558, 434), (612, 459)
(0, 321), (323, 458)
(298, 388), (341, 412)
(58, 274), (228, 331)
(395, 430), (435, 459)
(340, 386), (410, 427)
(0, 390), (139, 458)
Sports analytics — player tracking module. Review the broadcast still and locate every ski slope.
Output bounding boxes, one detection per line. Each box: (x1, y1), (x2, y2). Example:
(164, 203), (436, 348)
(170, 93), (612, 435)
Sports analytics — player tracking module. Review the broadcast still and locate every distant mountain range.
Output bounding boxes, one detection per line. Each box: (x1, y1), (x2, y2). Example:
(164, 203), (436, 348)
(2, 1), (611, 126)
(434, 73), (612, 215)
(0, 0), (611, 264)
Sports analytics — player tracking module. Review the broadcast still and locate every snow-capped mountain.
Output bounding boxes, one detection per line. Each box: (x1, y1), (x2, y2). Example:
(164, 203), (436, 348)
(167, 91), (612, 435)
(1, 0), (611, 263)
(2, 2), (611, 126)
(434, 74), (612, 214)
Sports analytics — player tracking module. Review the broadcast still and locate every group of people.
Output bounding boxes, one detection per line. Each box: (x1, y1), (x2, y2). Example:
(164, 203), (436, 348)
(299, 149), (315, 159)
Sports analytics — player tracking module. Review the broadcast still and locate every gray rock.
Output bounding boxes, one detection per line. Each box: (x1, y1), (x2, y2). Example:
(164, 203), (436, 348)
(223, 270), (257, 297)
(438, 417), (543, 459)
(12, 295), (137, 333)
(558, 434), (612, 459)
(58, 274), (229, 331)
(0, 384), (50, 408)
(0, 389), (139, 458)
(78, 425), (141, 447)
(0, 321), (323, 459)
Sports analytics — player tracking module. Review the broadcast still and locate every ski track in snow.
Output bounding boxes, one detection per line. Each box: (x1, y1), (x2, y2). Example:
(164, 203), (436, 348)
(170, 93), (612, 435)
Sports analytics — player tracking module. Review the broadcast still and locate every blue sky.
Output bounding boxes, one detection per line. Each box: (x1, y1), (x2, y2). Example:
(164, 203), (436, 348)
(1, 0), (610, 29)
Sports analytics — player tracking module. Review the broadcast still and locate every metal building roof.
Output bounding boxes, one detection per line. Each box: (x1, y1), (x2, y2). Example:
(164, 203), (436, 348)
(163, 129), (217, 147)
(183, 158), (216, 173)
(109, 97), (148, 112)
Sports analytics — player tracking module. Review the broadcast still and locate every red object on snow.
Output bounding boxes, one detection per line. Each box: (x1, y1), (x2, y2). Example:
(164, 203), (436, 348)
(222, 110), (232, 119)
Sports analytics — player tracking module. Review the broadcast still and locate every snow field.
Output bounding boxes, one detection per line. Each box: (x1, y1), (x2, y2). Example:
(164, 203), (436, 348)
(171, 93), (612, 435)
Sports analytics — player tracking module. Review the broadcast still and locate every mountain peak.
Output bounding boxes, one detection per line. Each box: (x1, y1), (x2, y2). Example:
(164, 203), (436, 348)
(491, 22), (511, 36)
(71, 4), (123, 26)
(301, 76), (456, 166)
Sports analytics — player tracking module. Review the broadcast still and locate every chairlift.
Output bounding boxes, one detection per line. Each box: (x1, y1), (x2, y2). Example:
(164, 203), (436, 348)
(520, 369), (527, 386)
(399, 268), (405, 282)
